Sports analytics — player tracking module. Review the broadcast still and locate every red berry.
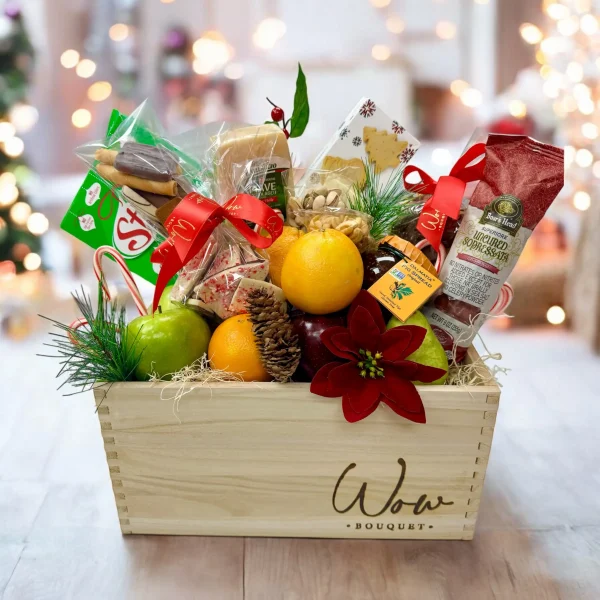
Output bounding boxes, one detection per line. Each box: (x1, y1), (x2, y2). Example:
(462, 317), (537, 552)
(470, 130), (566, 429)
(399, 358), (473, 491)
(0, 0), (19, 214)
(283, 128), (290, 139)
(271, 107), (284, 122)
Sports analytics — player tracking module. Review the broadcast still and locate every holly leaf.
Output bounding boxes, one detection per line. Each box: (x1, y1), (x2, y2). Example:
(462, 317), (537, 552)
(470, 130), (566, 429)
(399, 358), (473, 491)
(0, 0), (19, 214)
(289, 63), (309, 138)
(264, 120), (278, 125)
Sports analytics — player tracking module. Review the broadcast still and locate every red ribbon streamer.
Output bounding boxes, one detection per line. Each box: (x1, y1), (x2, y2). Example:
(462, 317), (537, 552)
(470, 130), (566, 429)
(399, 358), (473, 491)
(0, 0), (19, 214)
(403, 143), (487, 252)
(150, 192), (283, 313)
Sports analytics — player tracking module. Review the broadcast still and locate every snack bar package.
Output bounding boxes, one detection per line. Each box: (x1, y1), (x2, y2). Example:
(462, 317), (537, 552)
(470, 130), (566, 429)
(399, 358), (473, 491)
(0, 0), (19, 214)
(422, 134), (564, 362)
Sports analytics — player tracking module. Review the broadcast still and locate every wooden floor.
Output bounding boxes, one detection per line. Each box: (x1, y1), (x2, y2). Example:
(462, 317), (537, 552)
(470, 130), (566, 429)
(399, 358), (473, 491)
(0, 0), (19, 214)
(1, 324), (600, 599)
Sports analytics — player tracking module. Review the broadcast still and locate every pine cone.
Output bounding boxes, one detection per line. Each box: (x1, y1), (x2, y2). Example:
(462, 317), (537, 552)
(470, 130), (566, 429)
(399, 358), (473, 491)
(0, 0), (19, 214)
(247, 288), (301, 382)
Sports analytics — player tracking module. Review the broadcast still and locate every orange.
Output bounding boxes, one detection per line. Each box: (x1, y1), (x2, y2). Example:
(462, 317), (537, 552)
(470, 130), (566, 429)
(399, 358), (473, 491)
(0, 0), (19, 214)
(266, 225), (304, 288)
(208, 314), (270, 382)
(281, 229), (363, 315)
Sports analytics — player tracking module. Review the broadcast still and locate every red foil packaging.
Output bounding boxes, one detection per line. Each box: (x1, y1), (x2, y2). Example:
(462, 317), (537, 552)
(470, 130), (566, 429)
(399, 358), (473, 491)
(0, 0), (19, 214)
(423, 134), (564, 362)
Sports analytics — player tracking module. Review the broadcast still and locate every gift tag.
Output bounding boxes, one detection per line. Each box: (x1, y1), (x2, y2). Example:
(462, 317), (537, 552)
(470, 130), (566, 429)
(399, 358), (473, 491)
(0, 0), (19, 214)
(368, 259), (442, 322)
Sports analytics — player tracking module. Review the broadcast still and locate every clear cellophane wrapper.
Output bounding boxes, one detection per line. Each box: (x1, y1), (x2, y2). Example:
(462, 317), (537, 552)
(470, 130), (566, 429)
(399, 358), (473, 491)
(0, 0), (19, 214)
(288, 167), (374, 250)
(171, 124), (290, 318)
(75, 101), (212, 241)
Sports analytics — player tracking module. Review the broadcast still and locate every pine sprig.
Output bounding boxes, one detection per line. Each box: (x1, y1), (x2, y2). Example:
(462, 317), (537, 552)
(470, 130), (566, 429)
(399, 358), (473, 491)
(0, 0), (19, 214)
(39, 281), (143, 394)
(348, 160), (424, 241)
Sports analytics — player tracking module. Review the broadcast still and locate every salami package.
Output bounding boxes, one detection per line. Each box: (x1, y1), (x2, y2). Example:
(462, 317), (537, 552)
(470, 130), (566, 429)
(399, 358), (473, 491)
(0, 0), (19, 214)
(423, 134), (564, 362)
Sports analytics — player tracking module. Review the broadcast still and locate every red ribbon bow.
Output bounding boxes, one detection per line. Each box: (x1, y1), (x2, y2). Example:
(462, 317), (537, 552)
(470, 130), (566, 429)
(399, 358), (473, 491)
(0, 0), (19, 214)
(151, 192), (283, 313)
(403, 143), (486, 252)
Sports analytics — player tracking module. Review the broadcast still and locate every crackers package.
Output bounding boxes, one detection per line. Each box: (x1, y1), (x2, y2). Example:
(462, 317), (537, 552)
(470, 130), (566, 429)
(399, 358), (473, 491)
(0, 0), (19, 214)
(303, 98), (420, 188)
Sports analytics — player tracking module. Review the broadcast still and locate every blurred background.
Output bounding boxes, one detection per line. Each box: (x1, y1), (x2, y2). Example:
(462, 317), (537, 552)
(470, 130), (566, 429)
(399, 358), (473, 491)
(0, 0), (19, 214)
(0, 0), (597, 353)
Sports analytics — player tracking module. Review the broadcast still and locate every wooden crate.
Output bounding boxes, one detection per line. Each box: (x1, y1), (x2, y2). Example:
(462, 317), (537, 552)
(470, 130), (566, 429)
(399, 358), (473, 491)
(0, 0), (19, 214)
(94, 350), (500, 540)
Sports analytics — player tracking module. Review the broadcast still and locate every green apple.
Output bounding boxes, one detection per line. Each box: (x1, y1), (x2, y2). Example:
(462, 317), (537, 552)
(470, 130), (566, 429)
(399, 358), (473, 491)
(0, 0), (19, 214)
(148, 284), (177, 314)
(127, 307), (212, 380)
(386, 311), (448, 385)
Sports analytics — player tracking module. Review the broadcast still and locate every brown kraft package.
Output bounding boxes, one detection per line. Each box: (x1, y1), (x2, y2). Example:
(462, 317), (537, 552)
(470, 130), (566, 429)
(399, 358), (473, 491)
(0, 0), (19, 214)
(422, 134), (564, 362)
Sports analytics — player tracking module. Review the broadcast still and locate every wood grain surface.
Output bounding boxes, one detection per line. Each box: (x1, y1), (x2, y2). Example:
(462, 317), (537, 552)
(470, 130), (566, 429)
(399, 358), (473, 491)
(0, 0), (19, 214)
(1, 327), (600, 599)
(93, 356), (499, 540)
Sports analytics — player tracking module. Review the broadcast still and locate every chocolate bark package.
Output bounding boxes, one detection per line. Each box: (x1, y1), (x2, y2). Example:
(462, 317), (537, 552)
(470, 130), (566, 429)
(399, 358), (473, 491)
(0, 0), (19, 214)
(423, 134), (564, 362)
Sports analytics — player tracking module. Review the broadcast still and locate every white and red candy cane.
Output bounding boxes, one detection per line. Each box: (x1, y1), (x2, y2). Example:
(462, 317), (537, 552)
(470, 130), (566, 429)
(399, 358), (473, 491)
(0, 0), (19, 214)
(69, 245), (148, 340)
(415, 239), (513, 317)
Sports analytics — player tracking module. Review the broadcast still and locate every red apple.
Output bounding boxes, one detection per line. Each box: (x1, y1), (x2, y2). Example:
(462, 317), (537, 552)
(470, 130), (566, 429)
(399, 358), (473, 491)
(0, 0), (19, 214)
(291, 311), (346, 381)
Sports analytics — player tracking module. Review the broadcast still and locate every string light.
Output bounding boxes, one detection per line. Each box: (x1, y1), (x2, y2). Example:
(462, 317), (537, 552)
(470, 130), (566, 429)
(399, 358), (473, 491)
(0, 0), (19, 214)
(508, 99), (527, 118)
(0, 184), (18, 207)
(4, 137), (24, 158)
(9, 104), (38, 133)
(436, 21), (457, 40)
(252, 18), (286, 50)
(9, 202), (31, 225)
(575, 148), (593, 168)
(160, 0), (176, 3)
(371, 44), (391, 61)
(566, 61), (583, 82)
(0, 121), (16, 142)
(193, 30), (233, 71)
(572, 83), (590, 100)
(60, 49), (80, 69)
(386, 15), (405, 34)
(546, 305), (566, 325)
(578, 98), (594, 115)
(224, 63), (244, 80)
(540, 64), (552, 78)
(582, 123), (598, 140)
(535, 49), (546, 64)
(369, 0), (391, 6)
(519, 23), (543, 44)
(87, 81), (112, 102)
(76, 59), (97, 79)
(27, 212), (49, 236)
(72, 109), (92, 128)
(450, 79), (470, 96)
(593, 161), (600, 179)
(573, 190), (591, 211)
(580, 14), (599, 35)
(23, 252), (41, 271)
(540, 36), (568, 54)
(546, 3), (570, 20)
(109, 23), (130, 42)
(557, 16), (579, 36)
(0, 172), (16, 186)
(460, 88), (482, 107)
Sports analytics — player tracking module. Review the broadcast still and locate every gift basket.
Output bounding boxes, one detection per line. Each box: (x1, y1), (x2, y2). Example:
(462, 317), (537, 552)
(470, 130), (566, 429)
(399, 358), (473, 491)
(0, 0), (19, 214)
(44, 66), (564, 540)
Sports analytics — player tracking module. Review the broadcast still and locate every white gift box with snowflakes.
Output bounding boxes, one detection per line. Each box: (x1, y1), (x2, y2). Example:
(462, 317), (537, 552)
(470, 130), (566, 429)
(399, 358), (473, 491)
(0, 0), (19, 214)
(304, 97), (420, 188)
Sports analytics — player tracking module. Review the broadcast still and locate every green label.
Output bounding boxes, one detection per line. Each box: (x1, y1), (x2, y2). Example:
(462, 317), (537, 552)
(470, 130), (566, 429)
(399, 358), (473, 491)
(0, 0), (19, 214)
(60, 172), (171, 285)
(480, 194), (523, 236)
(259, 166), (289, 217)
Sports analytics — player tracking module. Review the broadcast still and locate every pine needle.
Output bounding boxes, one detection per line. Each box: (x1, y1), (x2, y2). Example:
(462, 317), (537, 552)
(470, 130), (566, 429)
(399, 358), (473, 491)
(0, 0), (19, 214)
(39, 281), (144, 394)
(348, 159), (424, 241)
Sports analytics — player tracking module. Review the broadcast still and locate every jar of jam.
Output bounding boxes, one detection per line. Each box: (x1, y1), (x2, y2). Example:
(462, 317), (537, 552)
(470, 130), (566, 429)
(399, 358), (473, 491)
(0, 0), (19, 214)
(362, 243), (408, 289)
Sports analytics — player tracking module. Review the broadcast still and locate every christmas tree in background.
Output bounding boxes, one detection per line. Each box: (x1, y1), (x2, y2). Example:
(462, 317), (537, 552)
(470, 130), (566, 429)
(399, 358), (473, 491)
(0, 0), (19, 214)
(0, 4), (44, 277)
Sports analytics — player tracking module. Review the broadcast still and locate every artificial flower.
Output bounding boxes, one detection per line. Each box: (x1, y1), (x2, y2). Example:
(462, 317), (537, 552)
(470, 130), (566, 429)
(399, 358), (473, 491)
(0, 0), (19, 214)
(310, 291), (446, 423)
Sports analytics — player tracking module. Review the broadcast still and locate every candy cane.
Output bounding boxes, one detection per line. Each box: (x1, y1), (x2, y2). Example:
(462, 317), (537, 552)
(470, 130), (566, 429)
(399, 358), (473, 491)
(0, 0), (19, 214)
(68, 245), (148, 342)
(414, 239), (513, 317)
(415, 239), (446, 274)
(489, 281), (514, 316)
(93, 245), (148, 316)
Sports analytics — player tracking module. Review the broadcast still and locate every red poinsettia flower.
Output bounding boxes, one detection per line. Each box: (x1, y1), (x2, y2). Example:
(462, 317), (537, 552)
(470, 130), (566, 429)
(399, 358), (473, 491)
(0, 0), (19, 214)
(310, 291), (447, 424)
